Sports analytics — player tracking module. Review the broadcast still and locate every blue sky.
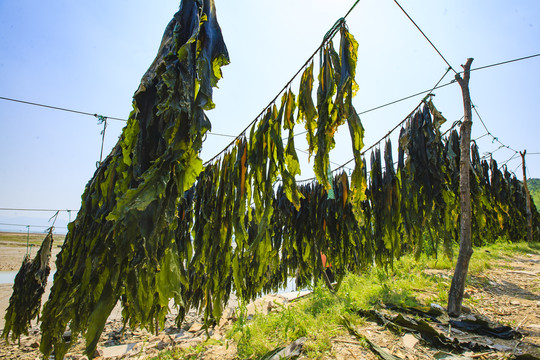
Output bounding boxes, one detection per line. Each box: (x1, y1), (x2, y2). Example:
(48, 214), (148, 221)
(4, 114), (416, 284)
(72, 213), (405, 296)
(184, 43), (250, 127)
(1, 0), (539, 234)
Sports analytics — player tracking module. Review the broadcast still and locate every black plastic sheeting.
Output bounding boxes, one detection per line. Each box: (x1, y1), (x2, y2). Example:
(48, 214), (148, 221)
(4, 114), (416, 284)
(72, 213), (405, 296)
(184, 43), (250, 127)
(449, 319), (519, 340)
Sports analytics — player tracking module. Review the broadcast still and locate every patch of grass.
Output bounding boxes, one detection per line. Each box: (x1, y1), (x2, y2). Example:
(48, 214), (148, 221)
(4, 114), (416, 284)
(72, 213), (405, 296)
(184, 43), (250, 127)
(228, 253), (451, 359)
(153, 240), (539, 359)
(0, 232), (65, 246)
(146, 343), (206, 360)
(229, 284), (347, 359)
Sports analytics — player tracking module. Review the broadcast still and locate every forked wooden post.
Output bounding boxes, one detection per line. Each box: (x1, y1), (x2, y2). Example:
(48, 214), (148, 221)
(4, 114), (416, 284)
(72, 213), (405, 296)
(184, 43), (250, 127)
(448, 58), (474, 317)
(520, 150), (533, 242)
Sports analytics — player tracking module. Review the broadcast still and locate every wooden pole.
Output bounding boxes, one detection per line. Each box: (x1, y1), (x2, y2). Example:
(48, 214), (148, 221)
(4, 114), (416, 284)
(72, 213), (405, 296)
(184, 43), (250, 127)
(448, 58), (474, 317)
(520, 150), (533, 242)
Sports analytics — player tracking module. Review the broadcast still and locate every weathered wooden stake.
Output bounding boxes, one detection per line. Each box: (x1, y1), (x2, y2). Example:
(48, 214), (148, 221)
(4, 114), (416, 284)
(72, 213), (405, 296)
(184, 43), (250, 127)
(520, 150), (533, 242)
(448, 58), (474, 317)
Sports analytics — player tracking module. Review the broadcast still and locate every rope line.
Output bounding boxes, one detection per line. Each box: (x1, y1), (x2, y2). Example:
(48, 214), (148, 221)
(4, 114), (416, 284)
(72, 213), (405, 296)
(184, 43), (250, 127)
(2, 51), (538, 146)
(500, 152), (521, 166)
(203, 0), (366, 166)
(343, 0), (362, 20)
(0, 96), (238, 139)
(471, 103), (519, 158)
(297, 68), (456, 183)
(1, 52), (537, 136)
(392, 0), (456, 73)
(357, 80), (453, 116)
(203, 23), (344, 166)
(473, 132), (490, 142)
(465, 53), (540, 74)
(441, 116), (464, 137)
(0, 96), (127, 122)
(0, 222), (66, 229)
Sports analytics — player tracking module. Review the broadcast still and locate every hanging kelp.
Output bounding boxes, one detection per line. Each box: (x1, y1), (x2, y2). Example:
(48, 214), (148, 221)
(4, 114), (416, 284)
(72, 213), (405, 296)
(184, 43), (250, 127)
(188, 155), (235, 326)
(225, 24), (364, 298)
(382, 140), (402, 263)
(39, 1), (229, 358)
(311, 25), (365, 203)
(368, 147), (387, 267)
(398, 100), (453, 258)
(3, 229), (54, 342)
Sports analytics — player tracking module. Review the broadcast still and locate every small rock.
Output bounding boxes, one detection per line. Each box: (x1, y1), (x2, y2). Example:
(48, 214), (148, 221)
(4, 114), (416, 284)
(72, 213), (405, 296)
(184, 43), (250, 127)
(536, 301), (540, 308)
(174, 332), (194, 344)
(402, 333), (418, 349)
(266, 337), (306, 360)
(177, 337), (203, 350)
(174, 330), (189, 339)
(101, 343), (137, 358)
(222, 307), (236, 320)
(157, 341), (170, 350)
(449, 328), (465, 336)
(510, 300), (521, 306)
(430, 303), (446, 315)
(492, 343), (512, 352)
(188, 322), (203, 333)
(218, 317), (229, 329)
(148, 334), (170, 343)
(148, 340), (170, 351)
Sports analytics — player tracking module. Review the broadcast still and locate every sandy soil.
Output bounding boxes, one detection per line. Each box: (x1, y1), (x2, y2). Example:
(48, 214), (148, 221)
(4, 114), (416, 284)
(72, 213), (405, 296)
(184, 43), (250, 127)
(0, 242), (62, 272)
(0, 241), (539, 359)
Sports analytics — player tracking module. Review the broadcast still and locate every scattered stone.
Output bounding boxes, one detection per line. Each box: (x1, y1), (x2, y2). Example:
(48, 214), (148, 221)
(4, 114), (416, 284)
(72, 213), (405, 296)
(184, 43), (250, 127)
(461, 305), (471, 314)
(462, 314), (476, 322)
(101, 343), (138, 358)
(188, 321), (203, 333)
(402, 333), (419, 349)
(430, 303), (446, 315)
(448, 327), (465, 336)
(147, 340), (170, 351)
(432, 352), (473, 360)
(510, 300), (521, 306)
(221, 306), (236, 320)
(177, 337), (203, 350)
(492, 343), (513, 352)
(148, 334), (171, 343)
(174, 331), (194, 343)
(218, 316), (230, 329)
(280, 290), (311, 301)
(266, 337), (306, 360)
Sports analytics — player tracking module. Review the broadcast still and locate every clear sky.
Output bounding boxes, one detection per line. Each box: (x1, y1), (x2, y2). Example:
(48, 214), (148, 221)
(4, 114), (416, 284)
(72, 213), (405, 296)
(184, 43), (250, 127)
(1, 0), (539, 235)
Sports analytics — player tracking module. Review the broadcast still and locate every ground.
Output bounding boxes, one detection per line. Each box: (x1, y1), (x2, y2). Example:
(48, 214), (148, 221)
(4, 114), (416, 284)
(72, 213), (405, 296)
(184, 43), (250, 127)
(0, 234), (539, 359)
